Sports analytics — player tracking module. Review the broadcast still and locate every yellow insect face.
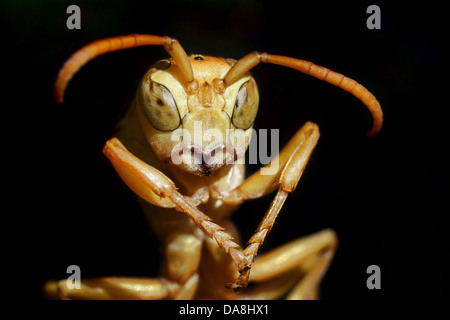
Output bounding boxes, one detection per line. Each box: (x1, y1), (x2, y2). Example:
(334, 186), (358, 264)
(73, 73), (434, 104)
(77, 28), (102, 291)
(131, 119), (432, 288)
(137, 55), (259, 176)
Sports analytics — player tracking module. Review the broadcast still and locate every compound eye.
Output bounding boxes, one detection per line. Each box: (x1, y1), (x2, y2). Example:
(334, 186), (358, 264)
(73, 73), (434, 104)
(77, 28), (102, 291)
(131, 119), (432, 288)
(140, 80), (181, 131)
(231, 78), (259, 130)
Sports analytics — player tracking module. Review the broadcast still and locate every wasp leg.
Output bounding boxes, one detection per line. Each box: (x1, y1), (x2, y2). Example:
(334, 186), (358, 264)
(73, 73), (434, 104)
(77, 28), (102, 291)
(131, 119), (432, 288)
(222, 229), (336, 299)
(197, 266), (300, 300)
(44, 277), (182, 300)
(43, 230), (202, 300)
(196, 228), (336, 300)
(196, 220), (299, 300)
(103, 138), (251, 278)
(249, 228), (337, 300)
(221, 122), (320, 289)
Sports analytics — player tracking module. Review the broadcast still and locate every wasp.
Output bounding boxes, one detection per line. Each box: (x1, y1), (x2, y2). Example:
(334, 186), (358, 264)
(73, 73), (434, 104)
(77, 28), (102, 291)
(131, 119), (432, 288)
(45, 34), (382, 299)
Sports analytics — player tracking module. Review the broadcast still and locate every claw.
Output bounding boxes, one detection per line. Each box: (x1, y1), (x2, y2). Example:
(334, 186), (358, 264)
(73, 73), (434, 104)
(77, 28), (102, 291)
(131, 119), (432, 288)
(225, 266), (251, 292)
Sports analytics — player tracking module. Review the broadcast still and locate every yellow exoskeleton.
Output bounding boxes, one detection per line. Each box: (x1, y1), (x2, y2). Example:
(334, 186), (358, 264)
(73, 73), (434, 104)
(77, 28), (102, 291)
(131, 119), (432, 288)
(45, 34), (383, 299)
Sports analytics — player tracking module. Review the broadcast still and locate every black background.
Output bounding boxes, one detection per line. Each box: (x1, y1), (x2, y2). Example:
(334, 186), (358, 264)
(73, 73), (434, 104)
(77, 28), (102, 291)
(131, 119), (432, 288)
(4, 0), (448, 300)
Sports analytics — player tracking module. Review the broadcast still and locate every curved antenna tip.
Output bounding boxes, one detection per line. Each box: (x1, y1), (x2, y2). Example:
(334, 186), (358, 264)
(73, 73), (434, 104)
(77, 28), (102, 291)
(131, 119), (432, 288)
(366, 121), (383, 138)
